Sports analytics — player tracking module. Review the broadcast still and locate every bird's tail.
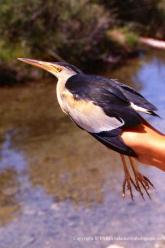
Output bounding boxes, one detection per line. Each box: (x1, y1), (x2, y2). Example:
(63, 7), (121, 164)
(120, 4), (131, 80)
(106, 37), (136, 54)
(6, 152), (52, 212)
(90, 128), (137, 157)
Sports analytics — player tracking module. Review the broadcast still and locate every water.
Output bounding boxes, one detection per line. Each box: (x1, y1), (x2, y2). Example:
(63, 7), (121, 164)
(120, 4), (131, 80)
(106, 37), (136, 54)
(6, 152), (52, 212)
(0, 49), (165, 248)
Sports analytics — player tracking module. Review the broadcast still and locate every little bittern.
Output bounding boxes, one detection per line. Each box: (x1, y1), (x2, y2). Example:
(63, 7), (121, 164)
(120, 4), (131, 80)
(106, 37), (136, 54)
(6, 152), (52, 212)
(18, 58), (157, 199)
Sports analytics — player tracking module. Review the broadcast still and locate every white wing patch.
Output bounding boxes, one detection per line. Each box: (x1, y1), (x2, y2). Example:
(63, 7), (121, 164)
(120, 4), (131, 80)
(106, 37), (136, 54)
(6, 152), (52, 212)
(57, 89), (124, 133)
(130, 102), (150, 114)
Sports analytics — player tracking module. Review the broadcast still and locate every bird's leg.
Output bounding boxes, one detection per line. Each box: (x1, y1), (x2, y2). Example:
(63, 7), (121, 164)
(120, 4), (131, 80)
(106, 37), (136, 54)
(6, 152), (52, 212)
(128, 157), (154, 199)
(120, 154), (137, 200)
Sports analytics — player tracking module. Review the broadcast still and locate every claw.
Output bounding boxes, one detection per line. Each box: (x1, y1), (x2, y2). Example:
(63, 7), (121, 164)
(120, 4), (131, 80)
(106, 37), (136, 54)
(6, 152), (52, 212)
(139, 179), (151, 199)
(129, 157), (153, 200)
(120, 155), (154, 200)
(143, 176), (154, 188)
(122, 179), (126, 198)
(121, 155), (135, 200)
(122, 177), (134, 200)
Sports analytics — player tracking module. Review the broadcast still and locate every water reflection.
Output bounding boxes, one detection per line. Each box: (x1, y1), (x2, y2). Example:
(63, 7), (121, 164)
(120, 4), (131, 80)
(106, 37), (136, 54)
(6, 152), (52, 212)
(0, 168), (20, 226)
(0, 130), (26, 172)
(0, 131), (22, 225)
(28, 130), (120, 206)
(135, 54), (165, 119)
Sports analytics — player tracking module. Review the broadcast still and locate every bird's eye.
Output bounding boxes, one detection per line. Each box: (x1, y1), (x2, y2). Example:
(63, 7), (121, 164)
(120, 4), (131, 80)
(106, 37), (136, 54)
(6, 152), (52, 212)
(56, 67), (62, 72)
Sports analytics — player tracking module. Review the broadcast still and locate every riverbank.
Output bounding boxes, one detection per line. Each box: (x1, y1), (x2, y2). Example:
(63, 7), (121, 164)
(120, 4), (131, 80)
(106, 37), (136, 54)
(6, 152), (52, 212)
(0, 1), (165, 84)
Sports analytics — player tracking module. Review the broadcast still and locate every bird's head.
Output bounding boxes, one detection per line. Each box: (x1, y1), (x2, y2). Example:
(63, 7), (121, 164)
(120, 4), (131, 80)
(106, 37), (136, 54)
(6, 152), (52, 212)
(18, 58), (82, 79)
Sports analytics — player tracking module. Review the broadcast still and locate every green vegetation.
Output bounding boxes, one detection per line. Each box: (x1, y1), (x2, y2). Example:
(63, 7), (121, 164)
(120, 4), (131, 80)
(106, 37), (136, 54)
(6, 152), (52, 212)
(0, 0), (109, 63)
(0, 0), (165, 80)
(107, 27), (139, 50)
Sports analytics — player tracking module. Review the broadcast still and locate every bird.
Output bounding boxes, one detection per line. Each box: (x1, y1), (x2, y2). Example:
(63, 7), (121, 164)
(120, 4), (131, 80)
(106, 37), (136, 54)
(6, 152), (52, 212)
(18, 58), (157, 199)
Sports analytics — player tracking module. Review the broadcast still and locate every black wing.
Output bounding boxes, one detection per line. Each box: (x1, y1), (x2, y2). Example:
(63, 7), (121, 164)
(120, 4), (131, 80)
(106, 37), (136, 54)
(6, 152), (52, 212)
(89, 128), (137, 157)
(66, 74), (158, 156)
(66, 74), (143, 128)
(112, 79), (157, 112)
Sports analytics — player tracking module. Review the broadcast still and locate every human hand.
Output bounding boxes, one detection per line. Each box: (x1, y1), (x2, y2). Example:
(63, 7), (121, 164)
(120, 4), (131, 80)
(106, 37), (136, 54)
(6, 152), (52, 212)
(121, 123), (165, 171)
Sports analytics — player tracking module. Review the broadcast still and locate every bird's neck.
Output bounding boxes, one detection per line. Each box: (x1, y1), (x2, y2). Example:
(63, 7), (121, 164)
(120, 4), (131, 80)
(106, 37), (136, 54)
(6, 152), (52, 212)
(56, 71), (77, 112)
(57, 71), (77, 91)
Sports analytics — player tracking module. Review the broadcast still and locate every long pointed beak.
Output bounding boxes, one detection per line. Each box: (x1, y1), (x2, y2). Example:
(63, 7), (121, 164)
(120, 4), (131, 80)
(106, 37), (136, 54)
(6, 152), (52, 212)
(17, 58), (61, 73)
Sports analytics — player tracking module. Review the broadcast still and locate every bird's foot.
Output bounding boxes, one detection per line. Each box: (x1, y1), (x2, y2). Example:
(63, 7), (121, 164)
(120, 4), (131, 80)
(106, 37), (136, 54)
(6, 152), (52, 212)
(128, 157), (154, 199)
(122, 174), (137, 200)
(121, 155), (154, 200)
(133, 172), (154, 199)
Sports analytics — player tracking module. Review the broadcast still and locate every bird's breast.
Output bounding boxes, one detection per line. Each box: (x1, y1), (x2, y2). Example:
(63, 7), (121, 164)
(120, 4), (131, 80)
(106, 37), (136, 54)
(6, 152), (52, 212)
(56, 83), (124, 132)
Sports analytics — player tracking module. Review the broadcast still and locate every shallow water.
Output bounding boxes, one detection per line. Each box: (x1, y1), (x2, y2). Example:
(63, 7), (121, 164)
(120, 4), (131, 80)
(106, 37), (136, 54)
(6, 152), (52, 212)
(0, 49), (165, 248)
